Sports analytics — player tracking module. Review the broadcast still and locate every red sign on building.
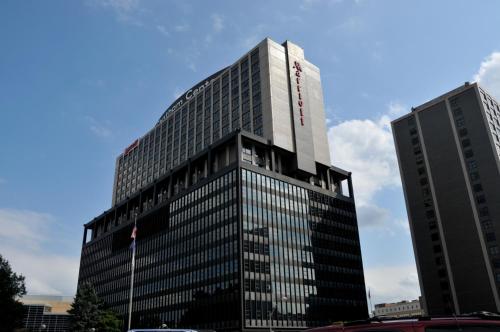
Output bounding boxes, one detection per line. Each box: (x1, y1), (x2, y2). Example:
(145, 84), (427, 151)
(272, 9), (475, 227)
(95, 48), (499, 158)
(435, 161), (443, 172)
(293, 61), (305, 126)
(124, 139), (139, 155)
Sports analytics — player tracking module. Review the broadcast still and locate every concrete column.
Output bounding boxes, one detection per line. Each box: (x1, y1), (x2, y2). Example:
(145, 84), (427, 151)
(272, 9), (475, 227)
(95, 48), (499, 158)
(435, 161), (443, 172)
(347, 173), (354, 199)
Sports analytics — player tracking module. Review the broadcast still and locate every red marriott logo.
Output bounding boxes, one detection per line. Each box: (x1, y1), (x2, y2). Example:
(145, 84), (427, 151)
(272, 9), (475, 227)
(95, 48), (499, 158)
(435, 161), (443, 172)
(293, 61), (305, 126)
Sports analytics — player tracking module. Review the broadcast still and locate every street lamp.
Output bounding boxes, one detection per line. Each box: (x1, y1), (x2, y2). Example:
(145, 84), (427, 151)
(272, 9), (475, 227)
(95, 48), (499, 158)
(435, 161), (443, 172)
(269, 296), (288, 332)
(39, 324), (46, 332)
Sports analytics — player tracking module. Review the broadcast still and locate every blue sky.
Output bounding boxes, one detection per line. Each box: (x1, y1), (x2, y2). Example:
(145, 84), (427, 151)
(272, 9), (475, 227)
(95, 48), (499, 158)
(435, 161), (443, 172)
(1, 0), (500, 304)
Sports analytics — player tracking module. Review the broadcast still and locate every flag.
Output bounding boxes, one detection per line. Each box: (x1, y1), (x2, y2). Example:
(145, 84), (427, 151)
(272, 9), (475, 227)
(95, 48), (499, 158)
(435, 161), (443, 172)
(131, 224), (137, 239)
(129, 224), (137, 251)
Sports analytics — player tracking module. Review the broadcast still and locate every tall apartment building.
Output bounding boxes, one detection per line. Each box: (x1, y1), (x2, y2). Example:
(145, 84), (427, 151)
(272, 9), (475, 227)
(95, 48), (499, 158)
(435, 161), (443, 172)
(78, 38), (368, 331)
(392, 83), (500, 315)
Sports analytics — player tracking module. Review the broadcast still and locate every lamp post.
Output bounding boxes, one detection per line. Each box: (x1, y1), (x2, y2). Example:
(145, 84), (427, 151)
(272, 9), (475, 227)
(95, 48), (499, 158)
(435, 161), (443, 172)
(269, 296), (288, 332)
(39, 323), (46, 332)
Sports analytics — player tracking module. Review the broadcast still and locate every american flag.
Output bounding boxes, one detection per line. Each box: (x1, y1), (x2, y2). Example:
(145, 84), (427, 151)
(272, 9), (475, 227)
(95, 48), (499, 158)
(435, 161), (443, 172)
(130, 224), (137, 250)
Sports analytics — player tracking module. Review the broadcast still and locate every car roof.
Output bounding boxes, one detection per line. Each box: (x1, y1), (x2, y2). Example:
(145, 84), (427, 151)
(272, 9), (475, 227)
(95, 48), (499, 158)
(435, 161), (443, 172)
(128, 330), (200, 332)
(307, 314), (500, 332)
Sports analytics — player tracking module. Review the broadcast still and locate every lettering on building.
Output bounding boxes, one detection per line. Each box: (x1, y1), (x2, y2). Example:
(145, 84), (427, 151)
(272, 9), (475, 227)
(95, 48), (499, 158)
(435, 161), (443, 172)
(293, 61), (305, 126)
(157, 67), (229, 125)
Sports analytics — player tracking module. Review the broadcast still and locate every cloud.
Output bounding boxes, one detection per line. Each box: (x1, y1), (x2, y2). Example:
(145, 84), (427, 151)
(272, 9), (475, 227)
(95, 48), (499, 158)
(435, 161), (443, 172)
(82, 78), (106, 89)
(364, 264), (420, 305)
(337, 16), (364, 32)
(388, 101), (406, 117)
(204, 13), (224, 45)
(173, 87), (183, 99)
(328, 105), (402, 207)
(241, 24), (266, 50)
(474, 51), (500, 100)
(300, 0), (344, 10)
(0, 209), (53, 250)
(0, 209), (79, 295)
(85, 116), (113, 138)
(0, 177), (5, 185)
(357, 204), (391, 228)
(156, 25), (169, 36)
(88, 0), (143, 26)
(205, 35), (213, 44)
(211, 14), (224, 32)
(174, 23), (190, 32)
(187, 62), (197, 72)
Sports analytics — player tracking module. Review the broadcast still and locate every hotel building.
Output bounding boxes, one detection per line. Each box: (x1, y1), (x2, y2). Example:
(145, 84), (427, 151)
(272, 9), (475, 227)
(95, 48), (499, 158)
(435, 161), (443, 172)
(78, 38), (368, 331)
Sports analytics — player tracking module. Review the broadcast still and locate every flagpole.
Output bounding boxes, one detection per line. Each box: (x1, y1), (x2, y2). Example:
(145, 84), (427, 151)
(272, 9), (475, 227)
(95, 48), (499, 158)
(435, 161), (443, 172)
(128, 212), (137, 331)
(368, 288), (373, 317)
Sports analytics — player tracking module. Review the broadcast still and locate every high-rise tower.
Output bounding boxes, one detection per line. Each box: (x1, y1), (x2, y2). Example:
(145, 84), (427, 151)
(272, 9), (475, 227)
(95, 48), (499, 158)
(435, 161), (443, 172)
(392, 83), (500, 315)
(78, 38), (367, 331)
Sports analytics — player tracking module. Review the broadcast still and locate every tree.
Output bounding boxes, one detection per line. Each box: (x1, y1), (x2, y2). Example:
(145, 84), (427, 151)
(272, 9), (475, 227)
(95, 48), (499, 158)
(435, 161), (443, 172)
(0, 254), (27, 332)
(97, 309), (122, 332)
(68, 283), (103, 332)
(69, 283), (123, 332)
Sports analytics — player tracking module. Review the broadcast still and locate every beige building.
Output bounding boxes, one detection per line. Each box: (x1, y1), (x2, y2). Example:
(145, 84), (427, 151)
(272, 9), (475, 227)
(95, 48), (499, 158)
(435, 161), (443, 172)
(374, 299), (423, 317)
(21, 295), (73, 314)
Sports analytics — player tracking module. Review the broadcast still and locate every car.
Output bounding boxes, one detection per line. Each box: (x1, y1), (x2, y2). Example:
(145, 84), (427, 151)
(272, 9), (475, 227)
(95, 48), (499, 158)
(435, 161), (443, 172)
(306, 312), (500, 332)
(128, 329), (216, 332)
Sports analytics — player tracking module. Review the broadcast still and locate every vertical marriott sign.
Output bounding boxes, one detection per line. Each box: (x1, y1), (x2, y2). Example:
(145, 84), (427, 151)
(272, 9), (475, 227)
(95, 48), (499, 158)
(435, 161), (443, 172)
(293, 61), (305, 126)
(285, 42), (316, 175)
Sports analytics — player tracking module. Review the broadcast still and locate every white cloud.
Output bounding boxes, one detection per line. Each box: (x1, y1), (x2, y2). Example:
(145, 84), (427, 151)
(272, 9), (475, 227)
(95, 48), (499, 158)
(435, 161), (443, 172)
(364, 264), (420, 305)
(156, 25), (169, 36)
(173, 87), (183, 99)
(211, 14), (224, 32)
(85, 116), (113, 138)
(328, 106), (401, 207)
(474, 51), (500, 100)
(99, 0), (140, 12)
(300, 0), (344, 10)
(328, 104), (419, 304)
(241, 24), (266, 50)
(88, 0), (143, 26)
(337, 16), (364, 32)
(174, 23), (190, 32)
(388, 101), (406, 117)
(90, 125), (112, 138)
(0, 209), (52, 250)
(187, 62), (196, 72)
(0, 209), (79, 296)
(0, 177), (5, 185)
(82, 78), (106, 88)
(357, 203), (390, 228)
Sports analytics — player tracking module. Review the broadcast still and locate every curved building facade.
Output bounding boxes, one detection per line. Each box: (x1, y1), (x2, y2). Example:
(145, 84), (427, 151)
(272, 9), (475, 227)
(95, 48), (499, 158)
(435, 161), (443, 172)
(112, 38), (331, 206)
(79, 38), (368, 331)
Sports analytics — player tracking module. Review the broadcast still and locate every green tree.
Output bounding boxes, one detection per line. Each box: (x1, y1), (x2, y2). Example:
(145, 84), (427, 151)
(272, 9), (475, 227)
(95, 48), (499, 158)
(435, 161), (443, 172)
(68, 283), (103, 332)
(97, 309), (122, 332)
(0, 254), (27, 332)
(69, 283), (123, 332)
